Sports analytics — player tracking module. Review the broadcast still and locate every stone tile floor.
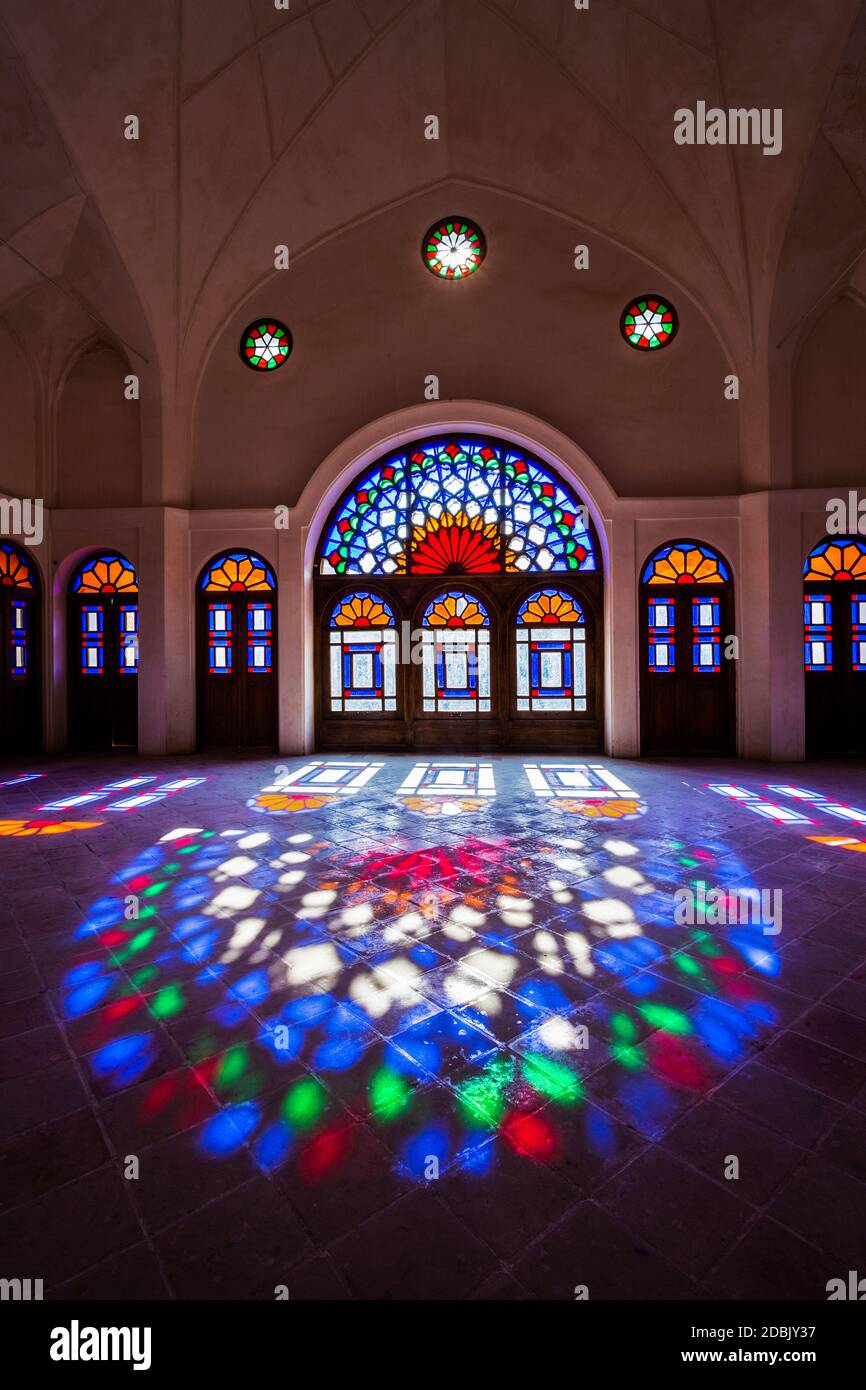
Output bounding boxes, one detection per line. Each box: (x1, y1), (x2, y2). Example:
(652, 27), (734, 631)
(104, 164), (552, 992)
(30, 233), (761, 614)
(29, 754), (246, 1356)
(0, 753), (864, 1300)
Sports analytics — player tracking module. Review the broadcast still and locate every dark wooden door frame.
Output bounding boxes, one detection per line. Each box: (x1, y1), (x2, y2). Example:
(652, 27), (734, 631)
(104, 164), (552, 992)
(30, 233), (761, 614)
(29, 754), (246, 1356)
(196, 589), (278, 751)
(639, 582), (736, 756)
(314, 574), (604, 753)
(804, 578), (866, 756)
(0, 585), (42, 753)
(66, 593), (138, 752)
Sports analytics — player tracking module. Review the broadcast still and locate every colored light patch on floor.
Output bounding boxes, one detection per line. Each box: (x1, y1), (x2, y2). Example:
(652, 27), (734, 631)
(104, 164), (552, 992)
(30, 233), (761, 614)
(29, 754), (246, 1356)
(525, 763), (638, 799)
(397, 761), (495, 816)
(808, 835), (866, 853)
(248, 761), (383, 815)
(547, 797), (648, 819)
(0, 772), (45, 787)
(40, 775), (206, 814)
(0, 818), (103, 837)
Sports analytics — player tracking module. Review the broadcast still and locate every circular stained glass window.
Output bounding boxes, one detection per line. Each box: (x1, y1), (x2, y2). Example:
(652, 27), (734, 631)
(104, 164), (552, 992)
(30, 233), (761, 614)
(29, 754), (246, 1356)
(620, 295), (678, 351)
(239, 319), (293, 371)
(423, 218), (486, 280)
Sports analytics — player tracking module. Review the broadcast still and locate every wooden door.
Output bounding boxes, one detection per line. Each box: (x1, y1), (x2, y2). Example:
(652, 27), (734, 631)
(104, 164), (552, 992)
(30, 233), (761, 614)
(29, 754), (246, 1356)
(197, 592), (277, 750)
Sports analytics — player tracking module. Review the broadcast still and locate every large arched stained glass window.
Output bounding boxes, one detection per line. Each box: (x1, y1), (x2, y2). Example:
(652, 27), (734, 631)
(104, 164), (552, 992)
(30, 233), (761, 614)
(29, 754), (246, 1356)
(318, 437), (598, 577)
(516, 589), (587, 712)
(329, 592), (397, 713)
(421, 592), (490, 714)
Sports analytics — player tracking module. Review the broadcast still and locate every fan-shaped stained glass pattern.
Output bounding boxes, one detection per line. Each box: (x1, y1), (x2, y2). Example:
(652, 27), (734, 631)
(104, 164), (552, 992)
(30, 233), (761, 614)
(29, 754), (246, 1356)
(423, 218), (485, 280)
(330, 593), (396, 628)
(71, 553), (138, 595)
(319, 437), (598, 577)
(0, 543), (35, 590)
(621, 295), (678, 351)
(517, 589), (584, 625)
(422, 592), (490, 628)
(239, 320), (292, 372)
(804, 537), (866, 582)
(642, 542), (730, 586)
(200, 551), (276, 592)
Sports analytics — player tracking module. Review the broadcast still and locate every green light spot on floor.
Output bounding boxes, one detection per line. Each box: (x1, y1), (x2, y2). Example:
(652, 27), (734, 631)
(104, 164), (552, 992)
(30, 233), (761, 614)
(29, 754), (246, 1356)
(521, 1053), (583, 1104)
(610, 1012), (637, 1042)
(638, 1002), (693, 1035)
(611, 1042), (644, 1071)
(674, 954), (702, 977)
(141, 881), (169, 898)
(368, 1067), (412, 1121)
(282, 1076), (326, 1128)
(129, 965), (157, 989)
(455, 1074), (506, 1130)
(216, 1044), (248, 1088)
(149, 983), (185, 1019)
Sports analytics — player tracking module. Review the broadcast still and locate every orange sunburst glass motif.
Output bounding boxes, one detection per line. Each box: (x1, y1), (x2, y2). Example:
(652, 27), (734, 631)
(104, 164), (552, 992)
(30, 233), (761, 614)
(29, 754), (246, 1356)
(201, 550), (276, 592)
(422, 591), (489, 628)
(642, 542), (730, 586)
(804, 538), (866, 583)
(0, 544), (35, 590)
(72, 553), (138, 594)
(409, 512), (503, 575)
(331, 592), (395, 628)
(517, 589), (583, 625)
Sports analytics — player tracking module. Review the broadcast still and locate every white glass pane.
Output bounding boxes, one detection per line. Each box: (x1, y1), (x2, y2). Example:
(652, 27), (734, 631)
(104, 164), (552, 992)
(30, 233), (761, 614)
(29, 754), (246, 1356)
(444, 651), (468, 689)
(534, 697), (571, 711)
(574, 637), (587, 697)
(540, 651), (562, 688)
(812, 641), (825, 664)
(330, 645), (341, 700)
(698, 603), (713, 627)
(352, 652), (374, 687)
(478, 643), (490, 698)
(516, 641), (529, 697)
(422, 642), (435, 698)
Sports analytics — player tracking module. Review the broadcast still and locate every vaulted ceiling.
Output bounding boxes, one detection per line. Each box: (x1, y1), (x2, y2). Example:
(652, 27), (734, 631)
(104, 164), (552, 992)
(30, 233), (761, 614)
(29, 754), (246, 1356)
(1, 0), (864, 495)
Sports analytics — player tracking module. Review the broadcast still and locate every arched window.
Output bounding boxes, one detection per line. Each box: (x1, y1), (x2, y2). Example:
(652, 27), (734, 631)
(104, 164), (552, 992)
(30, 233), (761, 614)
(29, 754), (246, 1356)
(315, 434), (604, 752)
(67, 551), (138, 750)
(197, 549), (277, 749)
(515, 589), (587, 712)
(421, 591), (490, 714)
(803, 537), (866, 756)
(319, 437), (598, 576)
(0, 542), (41, 752)
(329, 592), (397, 713)
(640, 540), (734, 755)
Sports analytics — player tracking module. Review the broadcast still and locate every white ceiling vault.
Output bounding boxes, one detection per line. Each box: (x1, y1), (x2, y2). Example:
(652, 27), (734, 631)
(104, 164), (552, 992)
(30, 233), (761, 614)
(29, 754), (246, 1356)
(0, 0), (864, 502)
